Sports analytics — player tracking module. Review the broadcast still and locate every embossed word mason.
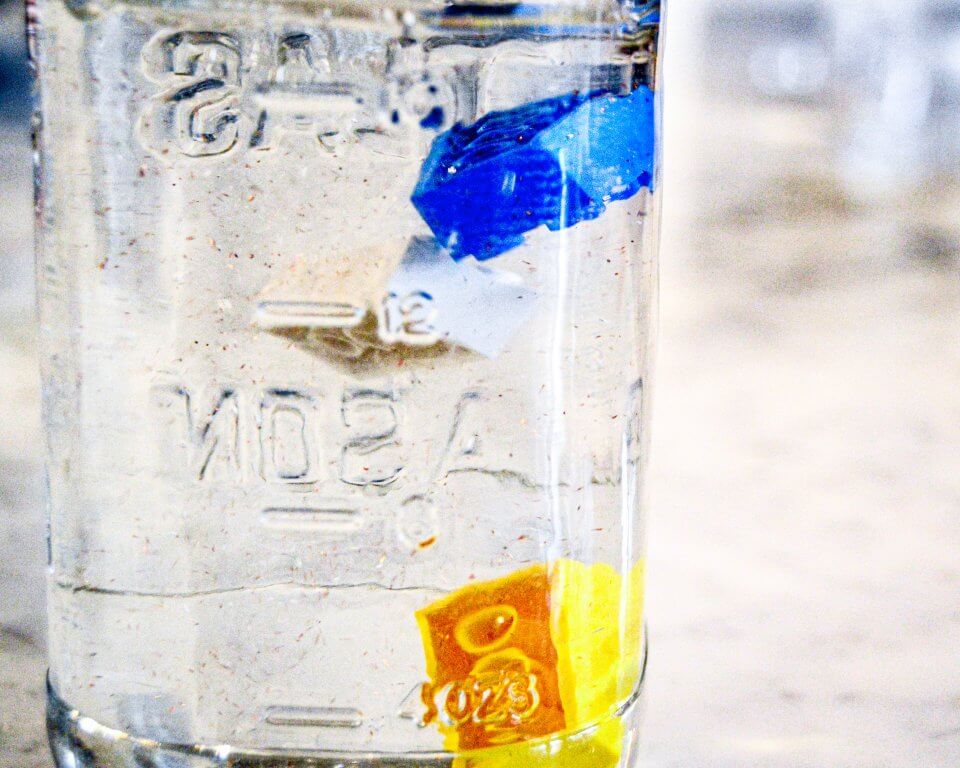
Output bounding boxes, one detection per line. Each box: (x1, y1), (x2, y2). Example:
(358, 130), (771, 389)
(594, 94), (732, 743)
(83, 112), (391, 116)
(138, 29), (460, 158)
(152, 383), (405, 486)
(149, 383), (545, 491)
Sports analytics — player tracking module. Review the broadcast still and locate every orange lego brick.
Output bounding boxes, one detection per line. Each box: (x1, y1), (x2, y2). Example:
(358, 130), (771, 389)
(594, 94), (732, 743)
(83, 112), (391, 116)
(416, 565), (566, 751)
(415, 558), (646, 766)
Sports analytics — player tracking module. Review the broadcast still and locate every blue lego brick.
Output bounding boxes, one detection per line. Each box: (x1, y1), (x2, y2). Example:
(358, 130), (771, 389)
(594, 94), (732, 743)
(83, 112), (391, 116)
(411, 86), (656, 261)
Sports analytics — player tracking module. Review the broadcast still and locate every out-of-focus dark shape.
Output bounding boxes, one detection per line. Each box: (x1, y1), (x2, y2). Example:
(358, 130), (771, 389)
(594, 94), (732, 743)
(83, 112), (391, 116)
(0, 0), (29, 124)
(704, 1), (832, 103)
(702, 0), (960, 198)
(836, 1), (960, 194)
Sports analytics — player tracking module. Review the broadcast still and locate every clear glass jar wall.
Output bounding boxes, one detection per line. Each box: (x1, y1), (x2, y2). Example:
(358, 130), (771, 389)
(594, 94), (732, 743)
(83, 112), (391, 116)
(32, 1), (662, 765)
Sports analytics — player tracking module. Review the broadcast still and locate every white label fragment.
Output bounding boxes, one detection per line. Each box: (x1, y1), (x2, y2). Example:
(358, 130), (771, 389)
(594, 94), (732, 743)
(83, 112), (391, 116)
(387, 237), (537, 358)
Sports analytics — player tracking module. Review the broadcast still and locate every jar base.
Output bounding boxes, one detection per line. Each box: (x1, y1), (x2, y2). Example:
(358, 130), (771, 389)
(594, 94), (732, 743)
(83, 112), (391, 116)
(46, 654), (647, 768)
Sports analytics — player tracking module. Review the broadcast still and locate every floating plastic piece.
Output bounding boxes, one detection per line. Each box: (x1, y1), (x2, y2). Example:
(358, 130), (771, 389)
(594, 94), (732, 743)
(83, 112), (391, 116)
(412, 87), (655, 261)
(415, 559), (646, 767)
(387, 237), (537, 358)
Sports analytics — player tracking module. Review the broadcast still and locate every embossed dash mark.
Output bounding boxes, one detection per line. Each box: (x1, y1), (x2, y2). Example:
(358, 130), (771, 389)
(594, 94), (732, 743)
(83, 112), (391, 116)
(260, 504), (362, 535)
(255, 300), (364, 330)
(264, 706), (363, 728)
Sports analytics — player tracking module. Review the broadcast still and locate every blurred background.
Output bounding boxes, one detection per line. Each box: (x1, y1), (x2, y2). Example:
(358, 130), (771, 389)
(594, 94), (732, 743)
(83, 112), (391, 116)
(1, 1), (959, 766)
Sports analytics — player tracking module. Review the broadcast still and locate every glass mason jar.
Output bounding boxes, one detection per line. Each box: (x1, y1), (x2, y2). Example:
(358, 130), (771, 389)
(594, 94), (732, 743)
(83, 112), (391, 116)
(32, 0), (663, 766)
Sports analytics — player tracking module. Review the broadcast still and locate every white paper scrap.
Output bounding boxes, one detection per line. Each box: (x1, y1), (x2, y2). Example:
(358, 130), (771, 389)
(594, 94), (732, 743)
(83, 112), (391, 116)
(387, 237), (537, 358)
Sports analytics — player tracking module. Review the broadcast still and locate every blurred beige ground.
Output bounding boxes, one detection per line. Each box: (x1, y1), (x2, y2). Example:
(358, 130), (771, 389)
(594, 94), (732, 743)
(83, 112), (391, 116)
(646, 179), (960, 767)
(0, 130), (48, 768)
(3, 37), (960, 768)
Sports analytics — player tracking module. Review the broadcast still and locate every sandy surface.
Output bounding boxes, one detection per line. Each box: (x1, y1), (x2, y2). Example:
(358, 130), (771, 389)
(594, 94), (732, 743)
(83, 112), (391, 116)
(2, 51), (960, 768)
(644, 192), (960, 768)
